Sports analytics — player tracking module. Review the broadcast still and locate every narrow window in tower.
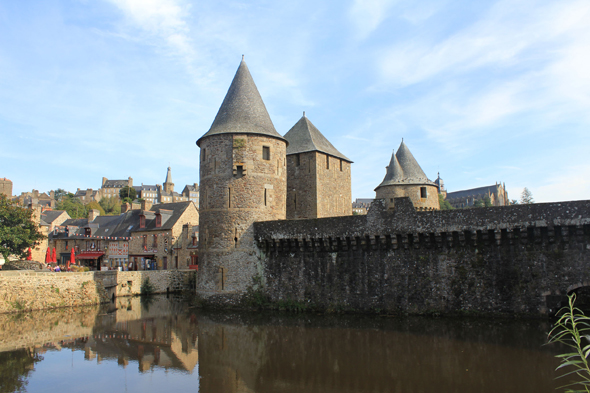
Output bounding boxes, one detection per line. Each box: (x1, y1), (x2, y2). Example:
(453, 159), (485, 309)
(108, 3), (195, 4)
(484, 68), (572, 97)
(295, 154), (300, 166)
(420, 187), (427, 198)
(294, 192), (297, 210)
(263, 146), (270, 160)
(228, 187), (231, 208)
(236, 165), (244, 178)
(202, 148), (206, 162)
(326, 155), (330, 169)
(340, 160), (343, 171)
(264, 189), (267, 206)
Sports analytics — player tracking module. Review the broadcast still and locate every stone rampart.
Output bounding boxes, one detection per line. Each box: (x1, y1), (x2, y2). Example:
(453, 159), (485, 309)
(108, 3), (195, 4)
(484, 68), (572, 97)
(254, 198), (590, 316)
(0, 270), (196, 314)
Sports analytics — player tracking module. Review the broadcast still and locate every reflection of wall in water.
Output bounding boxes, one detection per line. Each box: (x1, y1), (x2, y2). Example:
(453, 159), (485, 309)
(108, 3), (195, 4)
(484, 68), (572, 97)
(196, 315), (560, 393)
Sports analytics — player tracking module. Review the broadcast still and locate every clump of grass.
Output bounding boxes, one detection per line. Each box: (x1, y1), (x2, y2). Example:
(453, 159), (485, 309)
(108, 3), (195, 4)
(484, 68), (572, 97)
(548, 293), (590, 392)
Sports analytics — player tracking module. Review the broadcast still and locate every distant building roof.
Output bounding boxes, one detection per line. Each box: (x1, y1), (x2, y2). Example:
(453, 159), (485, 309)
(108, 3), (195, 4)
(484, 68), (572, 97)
(40, 210), (67, 224)
(103, 180), (129, 188)
(196, 58), (285, 146)
(183, 184), (199, 193)
(446, 185), (503, 201)
(284, 114), (352, 162)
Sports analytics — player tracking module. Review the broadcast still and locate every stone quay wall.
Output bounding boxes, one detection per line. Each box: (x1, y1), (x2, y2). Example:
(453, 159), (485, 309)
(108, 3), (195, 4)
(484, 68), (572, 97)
(254, 198), (590, 316)
(0, 270), (196, 314)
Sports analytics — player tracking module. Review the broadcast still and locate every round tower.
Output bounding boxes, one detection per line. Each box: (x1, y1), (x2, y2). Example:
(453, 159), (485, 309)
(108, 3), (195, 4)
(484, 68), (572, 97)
(196, 58), (287, 295)
(375, 140), (439, 211)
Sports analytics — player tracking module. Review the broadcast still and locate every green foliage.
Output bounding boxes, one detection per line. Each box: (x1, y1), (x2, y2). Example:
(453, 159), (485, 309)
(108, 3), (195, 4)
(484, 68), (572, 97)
(119, 186), (137, 201)
(86, 201), (105, 216)
(52, 188), (68, 202)
(55, 194), (87, 218)
(233, 138), (246, 149)
(140, 277), (155, 296)
(472, 196), (492, 208)
(0, 195), (45, 261)
(99, 197), (121, 216)
(548, 293), (590, 392)
(0, 348), (42, 393)
(438, 194), (454, 210)
(520, 187), (534, 204)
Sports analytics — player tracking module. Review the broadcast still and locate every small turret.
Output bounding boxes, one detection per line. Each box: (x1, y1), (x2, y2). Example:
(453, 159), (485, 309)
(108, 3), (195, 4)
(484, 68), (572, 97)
(375, 140), (439, 211)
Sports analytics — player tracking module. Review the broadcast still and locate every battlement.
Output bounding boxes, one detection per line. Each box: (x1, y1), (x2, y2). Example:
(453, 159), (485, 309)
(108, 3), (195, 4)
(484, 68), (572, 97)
(255, 197), (590, 251)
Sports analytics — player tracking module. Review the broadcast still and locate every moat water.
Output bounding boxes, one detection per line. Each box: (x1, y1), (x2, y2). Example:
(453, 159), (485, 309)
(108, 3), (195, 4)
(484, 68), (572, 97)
(0, 295), (563, 393)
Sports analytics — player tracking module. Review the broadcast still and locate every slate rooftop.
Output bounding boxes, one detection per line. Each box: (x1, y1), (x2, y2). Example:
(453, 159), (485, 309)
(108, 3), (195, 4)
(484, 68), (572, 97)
(284, 113), (352, 162)
(376, 140), (436, 188)
(197, 58), (286, 146)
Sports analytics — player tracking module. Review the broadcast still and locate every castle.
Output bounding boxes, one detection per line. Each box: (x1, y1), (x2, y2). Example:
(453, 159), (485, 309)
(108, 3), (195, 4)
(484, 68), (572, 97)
(195, 58), (439, 296)
(196, 59), (590, 316)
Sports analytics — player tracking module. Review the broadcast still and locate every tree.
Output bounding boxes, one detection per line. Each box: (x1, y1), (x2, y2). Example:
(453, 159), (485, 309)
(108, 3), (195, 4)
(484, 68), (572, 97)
(119, 186), (136, 201)
(438, 194), (454, 210)
(99, 197), (121, 216)
(52, 188), (68, 202)
(520, 187), (534, 204)
(55, 194), (87, 219)
(0, 195), (45, 261)
(86, 201), (106, 216)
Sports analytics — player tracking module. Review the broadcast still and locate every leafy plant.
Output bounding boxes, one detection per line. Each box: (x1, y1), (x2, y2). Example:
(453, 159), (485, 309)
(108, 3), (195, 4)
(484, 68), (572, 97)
(548, 293), (590, 392)
(140, 277), (155, 296)
(0, 195), (46, 261)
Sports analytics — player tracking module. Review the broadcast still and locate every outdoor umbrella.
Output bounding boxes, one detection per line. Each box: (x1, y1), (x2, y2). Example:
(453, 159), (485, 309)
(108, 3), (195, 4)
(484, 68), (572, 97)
(45, 247), (51, 263)
(68, 248), (75, 270)
(51, 248), (57, 264)
(26, 248), (32, 261)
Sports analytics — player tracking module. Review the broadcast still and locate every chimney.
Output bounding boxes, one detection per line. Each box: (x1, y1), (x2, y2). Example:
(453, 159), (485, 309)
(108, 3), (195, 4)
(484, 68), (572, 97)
(141, 199), (153, 211)
(128, 177), (133, 187)
(50, 190), (55, 199)
(88, 209), (100, 222)
(102, 177), (107, 187)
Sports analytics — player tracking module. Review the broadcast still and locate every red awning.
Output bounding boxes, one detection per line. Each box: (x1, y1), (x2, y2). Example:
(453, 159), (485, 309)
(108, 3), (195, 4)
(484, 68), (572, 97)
(76, 251), (105, 259)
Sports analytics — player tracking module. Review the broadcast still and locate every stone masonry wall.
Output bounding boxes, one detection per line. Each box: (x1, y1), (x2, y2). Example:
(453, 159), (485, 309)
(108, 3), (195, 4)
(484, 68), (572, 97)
(0, 270), (196, 314)
(198, 133), (287, 295)
(286, 152), (352, 219)
(376, 183), (440, 211)
(316, 153), (352, 218)
(254, 198), (590, 316)
(286, 151), (318, 219)
(0, 271), (109, 314)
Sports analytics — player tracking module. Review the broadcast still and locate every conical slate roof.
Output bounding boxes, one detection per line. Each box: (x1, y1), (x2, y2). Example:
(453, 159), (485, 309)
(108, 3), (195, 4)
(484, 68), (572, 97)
(377, 151), (404, 187)
(283, 113), (352, 162)
(197, 58), (285, 146)
(376, 140), (435, 189)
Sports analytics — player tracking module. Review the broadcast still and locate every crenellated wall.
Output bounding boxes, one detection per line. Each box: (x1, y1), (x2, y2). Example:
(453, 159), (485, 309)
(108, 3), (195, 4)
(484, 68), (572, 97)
(254, 198), (590, 316)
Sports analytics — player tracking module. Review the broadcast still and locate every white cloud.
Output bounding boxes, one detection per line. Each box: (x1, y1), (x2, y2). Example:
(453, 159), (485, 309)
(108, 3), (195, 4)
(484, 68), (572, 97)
(349, 0), (399, 40)
(105, 0), (196, 63)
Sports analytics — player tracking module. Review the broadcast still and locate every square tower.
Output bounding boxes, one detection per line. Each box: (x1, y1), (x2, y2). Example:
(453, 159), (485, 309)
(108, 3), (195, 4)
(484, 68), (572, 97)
(284, 113), (352, 219)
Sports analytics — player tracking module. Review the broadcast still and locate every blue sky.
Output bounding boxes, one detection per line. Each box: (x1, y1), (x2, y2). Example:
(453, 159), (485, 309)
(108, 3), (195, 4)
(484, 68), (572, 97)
(1, 0), (589, 203)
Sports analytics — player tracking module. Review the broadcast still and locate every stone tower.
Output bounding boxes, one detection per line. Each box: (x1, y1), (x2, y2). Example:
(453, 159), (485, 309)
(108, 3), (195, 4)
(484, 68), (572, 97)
(375, 140), (439, 211)
(196, 58), (287, 295)
(284, 113), (352, 219)
(163, 166), (174, 194)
